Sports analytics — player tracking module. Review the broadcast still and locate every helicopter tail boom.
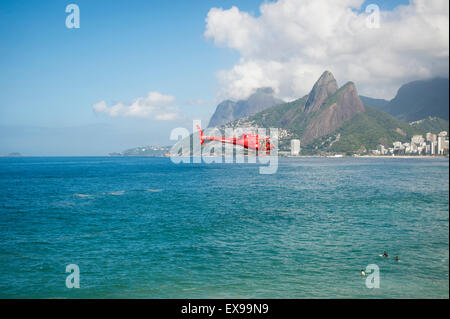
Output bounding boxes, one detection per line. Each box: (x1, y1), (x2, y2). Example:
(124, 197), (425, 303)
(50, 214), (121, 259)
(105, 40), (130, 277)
(196, 125), (205, 145)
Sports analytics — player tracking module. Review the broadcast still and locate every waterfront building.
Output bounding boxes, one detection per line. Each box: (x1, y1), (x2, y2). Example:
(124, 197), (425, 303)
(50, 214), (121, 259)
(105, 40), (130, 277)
(290, 139), (301, 156)
(426, 132), (437, 143)
(430, 141), (435, 155)
(437, 136), (449, 155)
(411, 135), (424, 146)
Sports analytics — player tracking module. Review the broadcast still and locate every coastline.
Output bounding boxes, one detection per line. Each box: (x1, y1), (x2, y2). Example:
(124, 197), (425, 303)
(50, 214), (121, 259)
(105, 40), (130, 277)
(282, 155), (449, 159)
(353, 155), (448, 159)
(1, 154), (448, 159)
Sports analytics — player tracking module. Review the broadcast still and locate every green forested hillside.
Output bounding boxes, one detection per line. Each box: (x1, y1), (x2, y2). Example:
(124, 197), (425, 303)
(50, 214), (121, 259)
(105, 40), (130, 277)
(248, 95), (308, 133)
(410, 117), (449, 133)
(306, 107), (449, 154)
(237, 101), (448, 154)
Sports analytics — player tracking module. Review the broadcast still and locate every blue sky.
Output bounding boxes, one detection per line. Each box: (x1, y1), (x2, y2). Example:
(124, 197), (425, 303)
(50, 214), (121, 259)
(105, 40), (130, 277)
(0, 0), (422, 155)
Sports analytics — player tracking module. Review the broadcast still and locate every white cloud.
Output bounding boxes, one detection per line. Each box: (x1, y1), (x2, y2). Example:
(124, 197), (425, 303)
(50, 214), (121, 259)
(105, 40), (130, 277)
(205, 0), (449, 100)
(93, 91), (180, 120)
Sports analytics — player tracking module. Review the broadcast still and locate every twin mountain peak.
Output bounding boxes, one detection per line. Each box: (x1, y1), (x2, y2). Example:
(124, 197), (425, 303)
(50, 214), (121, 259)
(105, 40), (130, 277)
(207, 71), (448, 153)
(209, 71), (366, 145)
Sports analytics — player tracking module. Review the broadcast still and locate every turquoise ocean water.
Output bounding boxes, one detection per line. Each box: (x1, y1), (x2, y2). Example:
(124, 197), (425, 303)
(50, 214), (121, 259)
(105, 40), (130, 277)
(0, 157), (448, 298)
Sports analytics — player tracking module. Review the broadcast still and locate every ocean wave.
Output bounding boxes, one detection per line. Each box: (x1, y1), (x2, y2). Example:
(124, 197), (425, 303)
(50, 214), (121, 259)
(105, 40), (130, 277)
(108, 191), (125, 196)
(73, 193), (91, 198)
(146, 189), (163, 192)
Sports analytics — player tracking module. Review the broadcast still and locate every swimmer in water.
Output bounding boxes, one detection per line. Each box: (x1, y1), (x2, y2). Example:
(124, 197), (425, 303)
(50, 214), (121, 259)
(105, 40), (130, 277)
(361, 269), (366, 276)
(383, 251), (388, 258)
(395, 256), (399, 262)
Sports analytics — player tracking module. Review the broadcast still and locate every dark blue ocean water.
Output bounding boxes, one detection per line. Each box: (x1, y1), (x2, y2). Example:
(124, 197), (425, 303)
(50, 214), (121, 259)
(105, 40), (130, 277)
(0, 157), (448, 298)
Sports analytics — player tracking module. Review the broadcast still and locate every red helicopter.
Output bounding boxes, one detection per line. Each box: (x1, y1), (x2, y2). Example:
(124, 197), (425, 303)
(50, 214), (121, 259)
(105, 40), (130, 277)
(196, 125), (272, 154)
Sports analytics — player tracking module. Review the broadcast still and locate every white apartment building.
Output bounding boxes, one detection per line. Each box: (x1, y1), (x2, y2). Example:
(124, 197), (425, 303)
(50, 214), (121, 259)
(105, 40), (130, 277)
(290, 139), (301, 156)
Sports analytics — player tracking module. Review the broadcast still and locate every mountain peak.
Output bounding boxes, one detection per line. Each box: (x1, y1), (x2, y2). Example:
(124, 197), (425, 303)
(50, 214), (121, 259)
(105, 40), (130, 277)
(304, 71), (339, 113)
(301, 78), (365, 144)
(320, 70), (335, 79)
(208, 87), (283, 127)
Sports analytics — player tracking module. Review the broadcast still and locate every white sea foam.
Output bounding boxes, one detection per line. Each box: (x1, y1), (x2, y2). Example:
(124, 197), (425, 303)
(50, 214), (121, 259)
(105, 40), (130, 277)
(73, 193), (91, 198)
(109, 191), (125, 196)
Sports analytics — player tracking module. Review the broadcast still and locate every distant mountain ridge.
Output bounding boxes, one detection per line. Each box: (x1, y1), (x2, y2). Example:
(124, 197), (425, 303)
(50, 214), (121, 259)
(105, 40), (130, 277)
(359, 96), (389, 111)
(208, 87), (283, 127)
(109, 145), (170, 157)
(360, 78), (449, 122)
